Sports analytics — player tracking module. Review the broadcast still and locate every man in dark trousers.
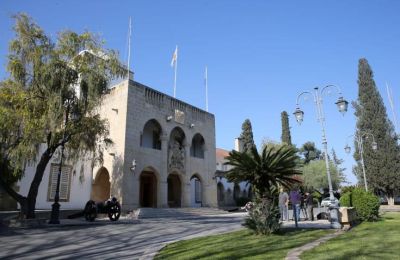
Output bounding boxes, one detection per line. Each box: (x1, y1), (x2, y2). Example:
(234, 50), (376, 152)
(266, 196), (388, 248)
(305, 192), (314, 221)
(289, 188), (301, 222)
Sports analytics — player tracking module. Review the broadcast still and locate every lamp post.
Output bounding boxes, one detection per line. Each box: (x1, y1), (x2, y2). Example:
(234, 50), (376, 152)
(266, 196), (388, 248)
(49, 98), (73, 224)
(344, 131), (377, 192)
(293, 85), (348, 229)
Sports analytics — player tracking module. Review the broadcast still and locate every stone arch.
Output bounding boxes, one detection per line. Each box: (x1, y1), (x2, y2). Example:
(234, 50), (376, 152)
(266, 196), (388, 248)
(190, 174), (203, 207)
(167, 172), (182, 208)
(139, 166), (159, 207)
(141, 119), (162, 150)
(233, 183), (241, 200)
(91, 167), (110, 202)
(217, 182), (225, 205)
(190, 133), (205, 159)
(168, 127), (186, 171)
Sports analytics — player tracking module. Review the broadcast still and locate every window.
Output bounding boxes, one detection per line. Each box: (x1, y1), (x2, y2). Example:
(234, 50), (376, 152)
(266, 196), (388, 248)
(195, 179), (201, 203)
(47, 164), (72, 202)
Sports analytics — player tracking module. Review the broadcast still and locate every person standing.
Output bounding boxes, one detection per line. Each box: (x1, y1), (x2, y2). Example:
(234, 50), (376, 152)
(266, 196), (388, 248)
(305, 192), (314, 221)
(289, 188), (301, 222)
(278, 188), (289, 221)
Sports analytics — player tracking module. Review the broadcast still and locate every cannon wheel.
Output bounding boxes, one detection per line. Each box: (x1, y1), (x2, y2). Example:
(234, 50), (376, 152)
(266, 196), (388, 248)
(84, 200), (97, 222)
(108, 202), (121, 221)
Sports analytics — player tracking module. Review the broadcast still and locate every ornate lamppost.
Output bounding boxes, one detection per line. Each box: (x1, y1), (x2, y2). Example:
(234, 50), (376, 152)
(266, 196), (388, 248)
(344, 131), (377, 192)
(49, 97), (73, 224)
(293, 85), (348, 229)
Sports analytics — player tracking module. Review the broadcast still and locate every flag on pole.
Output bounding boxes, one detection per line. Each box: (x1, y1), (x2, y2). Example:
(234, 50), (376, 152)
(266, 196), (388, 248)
(171, 45), (178, 67)
(171, 45), (178, 97)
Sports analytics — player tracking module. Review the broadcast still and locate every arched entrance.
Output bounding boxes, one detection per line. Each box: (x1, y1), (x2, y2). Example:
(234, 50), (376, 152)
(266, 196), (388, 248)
(91, 167), (110, 202)
(190, 175), (202, 207)
(167, 173), (181, 207)
(217, 182), (225, 206)
(140, 171), (157, 207)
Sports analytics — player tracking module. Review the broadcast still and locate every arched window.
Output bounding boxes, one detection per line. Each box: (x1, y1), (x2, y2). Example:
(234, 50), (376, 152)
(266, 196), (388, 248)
(217, 182), (225, 202)
(190, 133), (205, 159)
(141, 119), (162, 150)
(233, 183), (241, 200)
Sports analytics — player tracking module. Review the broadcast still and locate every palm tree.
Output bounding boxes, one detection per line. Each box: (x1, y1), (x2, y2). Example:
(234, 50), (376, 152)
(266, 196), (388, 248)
(225, 144), (302, 199)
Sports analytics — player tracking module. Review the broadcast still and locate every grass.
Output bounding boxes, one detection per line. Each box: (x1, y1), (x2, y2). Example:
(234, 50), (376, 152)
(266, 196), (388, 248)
(301, 212), (400, 260)
(155, 228), (333, 260)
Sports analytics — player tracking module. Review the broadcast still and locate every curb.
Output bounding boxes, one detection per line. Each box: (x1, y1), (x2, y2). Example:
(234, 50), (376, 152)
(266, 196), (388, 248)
(1, 218), (140, 229)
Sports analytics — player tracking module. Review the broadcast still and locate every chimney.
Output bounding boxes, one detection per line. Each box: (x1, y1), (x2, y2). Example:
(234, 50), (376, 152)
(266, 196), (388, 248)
(234, 138), (243, 152)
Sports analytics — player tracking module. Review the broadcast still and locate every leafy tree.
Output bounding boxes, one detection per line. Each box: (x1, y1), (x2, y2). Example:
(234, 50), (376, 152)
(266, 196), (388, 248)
(354, 58), (400, 205)
(0, 14), (126, 218)
(239, 119), (256, 153)
(299, 141), (321, 164)
(302, 160), (343, 192)
(225, 145), (302, 199)
(280, 111), (292, 145)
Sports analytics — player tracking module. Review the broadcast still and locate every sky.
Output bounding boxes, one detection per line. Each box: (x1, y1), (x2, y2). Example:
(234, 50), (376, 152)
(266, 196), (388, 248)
(1, 1), (400, 185)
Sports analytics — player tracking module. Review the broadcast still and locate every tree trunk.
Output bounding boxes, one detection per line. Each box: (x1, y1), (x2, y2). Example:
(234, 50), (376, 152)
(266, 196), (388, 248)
(386, 195), (395, 206)
(25, 148), (53, 219)
(0, 175), (26, 212)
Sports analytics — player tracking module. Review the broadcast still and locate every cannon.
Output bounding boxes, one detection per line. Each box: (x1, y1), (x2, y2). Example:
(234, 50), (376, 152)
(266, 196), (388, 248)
(83, 197), (121, 221)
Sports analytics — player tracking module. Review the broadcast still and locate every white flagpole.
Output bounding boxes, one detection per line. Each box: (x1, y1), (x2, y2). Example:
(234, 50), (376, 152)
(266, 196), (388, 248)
(127, 17), (132, 79)
(173, 45), (178, 98)
(205, 66), (208, 112)
(386, 82), (399, 133)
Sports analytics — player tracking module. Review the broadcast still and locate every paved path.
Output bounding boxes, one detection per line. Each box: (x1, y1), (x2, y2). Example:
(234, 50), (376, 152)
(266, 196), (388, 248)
(0, 213), (246, 260)
(285, 230), (344, 260)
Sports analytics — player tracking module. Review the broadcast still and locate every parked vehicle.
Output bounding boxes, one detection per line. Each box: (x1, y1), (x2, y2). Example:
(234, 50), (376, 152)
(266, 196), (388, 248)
(320, 197), (339, 207)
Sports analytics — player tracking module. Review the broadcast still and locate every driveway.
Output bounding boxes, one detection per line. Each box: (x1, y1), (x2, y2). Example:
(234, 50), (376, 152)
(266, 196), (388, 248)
(0, 213), (246, 260)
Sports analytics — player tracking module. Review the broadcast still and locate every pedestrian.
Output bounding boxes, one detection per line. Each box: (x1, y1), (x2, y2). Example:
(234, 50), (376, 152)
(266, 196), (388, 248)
(278, 188), (289, 221)
(305, 192), (314, 221)
(289, 188), (301, 222)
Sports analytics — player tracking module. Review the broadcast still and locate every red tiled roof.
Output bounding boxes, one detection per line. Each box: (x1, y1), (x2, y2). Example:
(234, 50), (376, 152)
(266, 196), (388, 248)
(216, 148), (230, 161)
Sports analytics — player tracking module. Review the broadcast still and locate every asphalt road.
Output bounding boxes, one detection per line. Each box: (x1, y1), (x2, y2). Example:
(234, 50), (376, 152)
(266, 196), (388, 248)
(0, 213), (246, 260)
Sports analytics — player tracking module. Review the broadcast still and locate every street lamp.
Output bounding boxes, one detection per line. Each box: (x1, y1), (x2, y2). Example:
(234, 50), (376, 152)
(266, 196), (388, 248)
(344, 131), (377, 192)
(293, 85), (348, 229)
(49, 97), (75, 224)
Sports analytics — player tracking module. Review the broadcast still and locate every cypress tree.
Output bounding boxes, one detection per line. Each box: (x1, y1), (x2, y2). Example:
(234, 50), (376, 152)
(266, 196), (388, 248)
(354, 58), (400, 205)
(240, 119), (256, 153)
(281, 111), (292, 145)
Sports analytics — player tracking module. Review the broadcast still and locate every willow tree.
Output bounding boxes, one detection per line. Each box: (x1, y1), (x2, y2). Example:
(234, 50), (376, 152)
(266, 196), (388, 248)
(0, 14), (126, 218)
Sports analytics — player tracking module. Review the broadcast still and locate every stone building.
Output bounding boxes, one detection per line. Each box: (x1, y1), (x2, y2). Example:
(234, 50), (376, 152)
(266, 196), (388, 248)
(215, 146), (252, 208)
(17, 77), (217, 211)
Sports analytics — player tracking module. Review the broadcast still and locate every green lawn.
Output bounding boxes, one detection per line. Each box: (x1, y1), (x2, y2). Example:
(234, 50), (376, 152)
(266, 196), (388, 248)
(301, 212), (400, 260)
(155, 228), (333, 260)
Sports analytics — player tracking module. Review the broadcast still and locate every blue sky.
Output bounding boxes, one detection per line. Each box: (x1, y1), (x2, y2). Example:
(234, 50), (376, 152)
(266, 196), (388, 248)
(1, 1), (400, 184)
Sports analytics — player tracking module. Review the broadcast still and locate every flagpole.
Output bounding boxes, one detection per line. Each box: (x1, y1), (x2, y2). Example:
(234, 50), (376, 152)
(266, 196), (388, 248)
(386, 82), (399, 133)
(173, 45), (178, 98)
(205, 66), (208, 112)
(127, 17), (132, 79)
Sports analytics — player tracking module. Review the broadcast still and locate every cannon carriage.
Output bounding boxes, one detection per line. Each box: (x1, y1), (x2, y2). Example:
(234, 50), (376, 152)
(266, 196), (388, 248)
(83, 197), (121, 221)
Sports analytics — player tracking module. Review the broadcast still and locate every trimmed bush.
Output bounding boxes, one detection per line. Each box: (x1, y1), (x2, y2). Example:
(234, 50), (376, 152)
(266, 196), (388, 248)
(339, 192), (351, 207)
(339, 188), (380, 221)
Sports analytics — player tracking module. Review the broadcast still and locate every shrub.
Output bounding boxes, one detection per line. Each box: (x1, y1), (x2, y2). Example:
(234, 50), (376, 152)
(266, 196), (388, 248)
(339, 192), (351, 207)
(339, 188), (380, 221)
(244, 198), (281, 235)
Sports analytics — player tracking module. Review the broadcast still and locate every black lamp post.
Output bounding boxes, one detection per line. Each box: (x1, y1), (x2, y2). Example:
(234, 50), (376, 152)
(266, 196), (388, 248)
(49, 99), (71, 224)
